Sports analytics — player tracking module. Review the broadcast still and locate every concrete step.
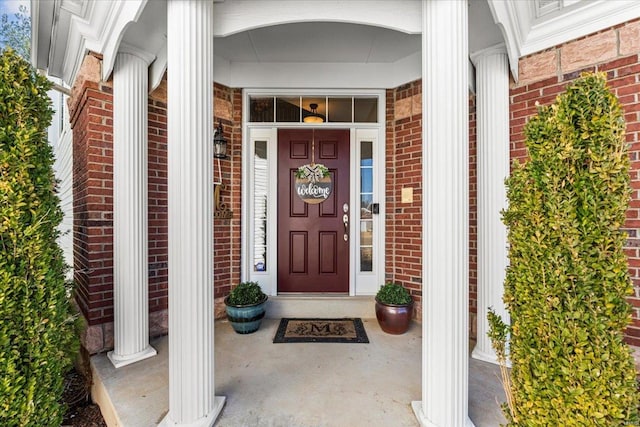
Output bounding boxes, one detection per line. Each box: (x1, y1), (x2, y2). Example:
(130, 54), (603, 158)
(265, 295), (376, 319)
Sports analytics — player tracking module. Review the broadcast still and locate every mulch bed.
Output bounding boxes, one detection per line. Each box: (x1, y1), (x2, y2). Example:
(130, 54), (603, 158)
(63, 402), (106, 427)
(61, 348), (107, 427)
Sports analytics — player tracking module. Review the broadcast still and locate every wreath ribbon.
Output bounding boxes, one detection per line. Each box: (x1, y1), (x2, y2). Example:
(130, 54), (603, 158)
(297, 163), (327, 183)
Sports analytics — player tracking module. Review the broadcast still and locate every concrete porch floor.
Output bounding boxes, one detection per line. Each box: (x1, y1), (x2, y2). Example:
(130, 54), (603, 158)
(91, 318), (507, 426)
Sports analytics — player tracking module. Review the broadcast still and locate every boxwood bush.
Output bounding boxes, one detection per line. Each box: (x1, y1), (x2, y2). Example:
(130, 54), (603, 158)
(489, 72), (639, 426)
(375, 282), (412, 305)
(0, 49), (76, 425)
(226, 281), (267, 306)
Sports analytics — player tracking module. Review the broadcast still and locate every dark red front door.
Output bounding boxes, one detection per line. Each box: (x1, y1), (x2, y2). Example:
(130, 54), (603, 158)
(277, 129), (350, 293)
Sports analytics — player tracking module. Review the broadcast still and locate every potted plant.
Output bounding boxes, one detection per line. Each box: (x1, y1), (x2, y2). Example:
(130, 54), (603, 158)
(375, 282), (413, 334)
(224, 281), (268, 334)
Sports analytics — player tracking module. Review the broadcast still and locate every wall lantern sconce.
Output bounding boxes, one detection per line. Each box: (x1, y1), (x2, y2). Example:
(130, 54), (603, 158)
(213, 121), (228, 159)
(303, 103), (325, 123)
(213, 119), (232, 219)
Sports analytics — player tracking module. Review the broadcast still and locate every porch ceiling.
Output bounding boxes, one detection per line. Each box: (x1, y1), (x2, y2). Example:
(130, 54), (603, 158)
(212, 22), (422, 64)
(119, 0), (503, 88)
(124, 0), (502, 65)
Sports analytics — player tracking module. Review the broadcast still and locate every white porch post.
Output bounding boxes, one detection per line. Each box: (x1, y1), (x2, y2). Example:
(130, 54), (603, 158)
(162, 0), (225, 426)
(108, 47), (157, 368)
(471, 46), (510, 365)
(412, 1), (473, 426)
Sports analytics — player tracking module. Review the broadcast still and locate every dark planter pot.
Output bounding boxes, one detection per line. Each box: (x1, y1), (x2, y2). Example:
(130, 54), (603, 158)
(375, 297), (413, 335)
(224, 295), (268, 334)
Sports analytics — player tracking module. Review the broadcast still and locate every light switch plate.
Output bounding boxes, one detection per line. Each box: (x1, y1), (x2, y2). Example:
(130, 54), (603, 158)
(401, 187), (413, 203)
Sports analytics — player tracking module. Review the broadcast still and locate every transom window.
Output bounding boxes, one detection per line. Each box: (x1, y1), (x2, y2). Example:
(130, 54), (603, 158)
(249, 96), (378, 123)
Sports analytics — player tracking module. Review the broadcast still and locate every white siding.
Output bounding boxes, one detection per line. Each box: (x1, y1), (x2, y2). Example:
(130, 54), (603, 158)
(48, 88), (74, 277)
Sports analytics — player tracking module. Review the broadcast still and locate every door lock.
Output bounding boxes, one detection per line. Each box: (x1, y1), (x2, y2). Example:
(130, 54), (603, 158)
(343, 213), (349, 241)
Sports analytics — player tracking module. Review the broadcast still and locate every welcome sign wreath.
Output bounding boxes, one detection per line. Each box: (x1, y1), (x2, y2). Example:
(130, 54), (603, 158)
(294, 130), (333, 204)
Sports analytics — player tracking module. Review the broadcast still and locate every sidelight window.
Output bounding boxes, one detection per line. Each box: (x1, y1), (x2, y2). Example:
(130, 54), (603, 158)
(253, 141), (268, 271)
(360, 141), (374, 272)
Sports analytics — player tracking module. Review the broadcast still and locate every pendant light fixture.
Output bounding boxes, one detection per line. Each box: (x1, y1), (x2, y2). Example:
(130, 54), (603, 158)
(303, 103), (325, 123)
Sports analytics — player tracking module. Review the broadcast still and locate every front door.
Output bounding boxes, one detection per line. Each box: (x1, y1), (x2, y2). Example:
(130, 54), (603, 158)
(277, 129), (350, 293)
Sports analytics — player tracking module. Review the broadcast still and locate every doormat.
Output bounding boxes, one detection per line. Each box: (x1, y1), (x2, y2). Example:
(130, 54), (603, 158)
(273, 318), (369, 343)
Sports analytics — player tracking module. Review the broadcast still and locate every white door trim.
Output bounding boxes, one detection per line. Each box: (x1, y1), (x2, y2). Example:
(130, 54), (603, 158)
(241, 89), (386, 296)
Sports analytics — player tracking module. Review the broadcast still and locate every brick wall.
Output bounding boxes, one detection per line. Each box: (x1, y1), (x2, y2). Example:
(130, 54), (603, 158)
(386, 79), (479, 339)
(69, 54), (243, 352)
(387, 80), (424, 316)
(385, 88), (396, 289)
(147, 98), (168, 317)
(212, 83), (243, 304)
(69, 53), (482, 351)
(69, 55), (115, 332)
(512, 19), (640, 346)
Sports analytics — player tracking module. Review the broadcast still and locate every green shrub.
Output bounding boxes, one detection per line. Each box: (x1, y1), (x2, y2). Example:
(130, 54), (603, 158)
(0, 48), (76, 426)
(489, 72), (640, 426)
(226, 281), (267, 306)
(375, 282), (412, 305)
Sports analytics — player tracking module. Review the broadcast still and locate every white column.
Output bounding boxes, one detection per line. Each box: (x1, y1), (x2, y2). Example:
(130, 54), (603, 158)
(108, 47), (157, 368)
(161, 0), (225, 426)
(412, 1), (474, 426)
(471, 45), (510, 365)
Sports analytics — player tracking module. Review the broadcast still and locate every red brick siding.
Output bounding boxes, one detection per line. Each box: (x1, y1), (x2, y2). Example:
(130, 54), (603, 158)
(70, 81), (115, 326)
(70, 75), (242, 329)
(386, 80), (478, 339)
(511, 52), (640, 346)
(148, 99), (168, 313)
(212, 83), (243, 298)
(385, 88), (396, 287)
(389, 81), (424, 304)
(70, 65), (482, 340)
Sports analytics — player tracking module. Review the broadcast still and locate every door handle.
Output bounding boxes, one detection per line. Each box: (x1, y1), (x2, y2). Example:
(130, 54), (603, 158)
(343, 214), (349, 241)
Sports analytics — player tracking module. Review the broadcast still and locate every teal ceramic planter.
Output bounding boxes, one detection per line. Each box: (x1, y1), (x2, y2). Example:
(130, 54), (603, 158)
(224, 295), (268, 334)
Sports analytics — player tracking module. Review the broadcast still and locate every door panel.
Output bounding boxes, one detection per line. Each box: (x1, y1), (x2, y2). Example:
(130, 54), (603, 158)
(319, 171), (337, 217)
(289, 170), (308, 217)
(290, 232), (308, 274)
(278, 129), (350, 293)
(319, 232), (338, 274)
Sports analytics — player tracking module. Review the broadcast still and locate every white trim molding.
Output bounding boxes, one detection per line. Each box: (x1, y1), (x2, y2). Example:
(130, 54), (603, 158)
(414, 0), (473, 425)
(33, 0), (148, 86)
(241, 89), (387, 297)
(108, 49), (157, 368)
(212, 0), (422, 37)
(163, 0), (225, 424)
(488, 0), (640, 81)
(470, 45), (510, 366)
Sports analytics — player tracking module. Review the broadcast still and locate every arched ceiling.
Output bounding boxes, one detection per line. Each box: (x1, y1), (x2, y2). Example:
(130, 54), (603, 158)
(212, 22), (421, 64)
(118, 0), (502, 89)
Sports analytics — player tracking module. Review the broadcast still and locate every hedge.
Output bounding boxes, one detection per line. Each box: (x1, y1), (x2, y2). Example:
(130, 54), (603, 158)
(489, 72), (639, 426)
(0, 48), (76, 426)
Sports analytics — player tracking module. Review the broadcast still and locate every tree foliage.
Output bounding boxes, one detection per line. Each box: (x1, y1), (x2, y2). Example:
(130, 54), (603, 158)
(0, 5), (30, 61)
(0, 48), (75, 426)
(489, 72), (640, 426)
